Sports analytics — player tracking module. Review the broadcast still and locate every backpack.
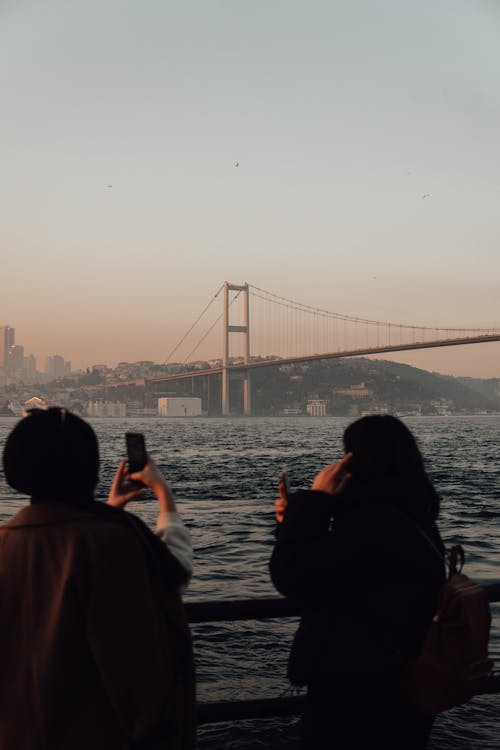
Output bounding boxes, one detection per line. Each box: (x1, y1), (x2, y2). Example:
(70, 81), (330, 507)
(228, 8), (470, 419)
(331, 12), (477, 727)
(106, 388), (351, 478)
(408, 544), (494, 714)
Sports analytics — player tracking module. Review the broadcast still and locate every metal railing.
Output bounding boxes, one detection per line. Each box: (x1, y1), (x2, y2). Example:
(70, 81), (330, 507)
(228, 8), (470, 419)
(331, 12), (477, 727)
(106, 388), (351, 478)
(186, 585), (500, 726)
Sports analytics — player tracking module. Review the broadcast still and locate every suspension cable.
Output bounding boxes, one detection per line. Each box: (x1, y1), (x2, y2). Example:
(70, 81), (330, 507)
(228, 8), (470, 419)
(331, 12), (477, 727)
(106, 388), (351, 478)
(249, 284), (497, 334)
(163, 284), (224, 364)
(182, 313), (223, 364)
(182, 289), (243, 364)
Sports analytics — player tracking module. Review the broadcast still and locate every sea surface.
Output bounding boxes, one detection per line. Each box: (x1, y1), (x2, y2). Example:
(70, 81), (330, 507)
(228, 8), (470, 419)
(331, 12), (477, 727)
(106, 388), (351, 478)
(1, 415), (500, 749)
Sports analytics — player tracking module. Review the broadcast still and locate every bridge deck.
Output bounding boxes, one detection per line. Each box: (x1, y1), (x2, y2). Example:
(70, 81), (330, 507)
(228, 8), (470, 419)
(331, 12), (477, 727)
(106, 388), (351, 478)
(145, 333), (500, 385)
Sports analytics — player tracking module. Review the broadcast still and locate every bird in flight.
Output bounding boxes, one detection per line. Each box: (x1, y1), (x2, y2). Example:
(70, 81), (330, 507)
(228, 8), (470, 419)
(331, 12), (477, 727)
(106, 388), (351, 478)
(106, 185), (112, 188)
(235, 162), (239, 167)
(422, 193), (431, 199)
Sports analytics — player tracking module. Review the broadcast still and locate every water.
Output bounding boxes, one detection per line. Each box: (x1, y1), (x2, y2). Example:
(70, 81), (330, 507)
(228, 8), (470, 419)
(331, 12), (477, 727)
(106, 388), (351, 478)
(1, 415), (500, 749)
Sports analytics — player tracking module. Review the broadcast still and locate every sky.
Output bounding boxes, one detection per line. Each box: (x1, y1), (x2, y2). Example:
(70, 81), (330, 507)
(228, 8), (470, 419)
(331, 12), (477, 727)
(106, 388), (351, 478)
(1, 0), (499, 377)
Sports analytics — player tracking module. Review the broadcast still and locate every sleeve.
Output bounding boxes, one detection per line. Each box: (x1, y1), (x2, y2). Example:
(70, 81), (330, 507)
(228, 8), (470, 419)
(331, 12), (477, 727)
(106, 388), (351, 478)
(269, 490), (336, 600)
(85, 526), (179, 747)
(155, 512), (193, 583)
(269, 490), (384, 605)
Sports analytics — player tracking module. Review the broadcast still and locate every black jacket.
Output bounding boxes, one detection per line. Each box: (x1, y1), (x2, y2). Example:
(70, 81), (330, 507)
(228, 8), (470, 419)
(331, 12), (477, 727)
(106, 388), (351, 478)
(270, 487), (446, 685)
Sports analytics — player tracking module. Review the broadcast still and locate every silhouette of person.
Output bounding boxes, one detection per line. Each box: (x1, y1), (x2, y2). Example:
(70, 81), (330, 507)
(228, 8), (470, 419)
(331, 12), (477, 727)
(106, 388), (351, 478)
(0, 407), (196, 750)
(270, 414), (445, 750)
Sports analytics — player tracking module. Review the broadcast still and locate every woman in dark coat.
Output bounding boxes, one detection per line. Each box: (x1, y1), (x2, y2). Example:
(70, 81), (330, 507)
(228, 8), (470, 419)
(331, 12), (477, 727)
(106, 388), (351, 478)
(0, 407), (196, 750)
(270, 415), (445, 750)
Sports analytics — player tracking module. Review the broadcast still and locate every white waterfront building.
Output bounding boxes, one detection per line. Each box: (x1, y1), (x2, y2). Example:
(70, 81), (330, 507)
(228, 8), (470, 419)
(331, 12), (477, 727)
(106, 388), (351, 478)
(306, 399), (327, 417)
(158, 397), (202, 417)
(87, 401), (127, 417)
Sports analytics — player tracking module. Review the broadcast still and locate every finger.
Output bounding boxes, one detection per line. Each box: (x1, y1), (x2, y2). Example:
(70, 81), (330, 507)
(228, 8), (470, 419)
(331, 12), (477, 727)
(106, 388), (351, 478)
(338, 452), (353, 471)
(130, 469), (156, 493)
(274, 504), (285, 523)
(329, 453), (352, 479)
(314, 464), (339, 484)
(114, 459), (127, 481)
(129, 470), (147, 486)
(333, 473), (352, 494)
(324, 461), (341, 474)
(117, 459), (127, 473)
(121, 488), (145, 504)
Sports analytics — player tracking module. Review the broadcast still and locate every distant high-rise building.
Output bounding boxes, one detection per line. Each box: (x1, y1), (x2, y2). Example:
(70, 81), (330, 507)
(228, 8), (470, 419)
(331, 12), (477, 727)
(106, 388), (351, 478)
(23, 354), (37, 377)
(45, 355), (66, 379)
(0, 327), (15, 369)
(8, 344), (24, 372)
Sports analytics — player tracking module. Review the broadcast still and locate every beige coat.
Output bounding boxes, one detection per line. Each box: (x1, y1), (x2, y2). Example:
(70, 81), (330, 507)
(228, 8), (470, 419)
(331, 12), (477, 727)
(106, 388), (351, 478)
(0, 501), (195, 750)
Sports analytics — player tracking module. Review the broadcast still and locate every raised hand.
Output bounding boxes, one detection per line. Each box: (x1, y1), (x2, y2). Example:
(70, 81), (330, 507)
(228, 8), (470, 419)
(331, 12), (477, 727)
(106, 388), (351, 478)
(107, 459), (145, 508)
(274, 479), (288, 524)
(311, 452), (353, 495)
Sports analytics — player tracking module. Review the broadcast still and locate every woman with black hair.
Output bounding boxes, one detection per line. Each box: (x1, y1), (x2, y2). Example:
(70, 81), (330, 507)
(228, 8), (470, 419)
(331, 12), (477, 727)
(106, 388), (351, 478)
(270, 415), (445, 750)
(0, 407), (196, 750)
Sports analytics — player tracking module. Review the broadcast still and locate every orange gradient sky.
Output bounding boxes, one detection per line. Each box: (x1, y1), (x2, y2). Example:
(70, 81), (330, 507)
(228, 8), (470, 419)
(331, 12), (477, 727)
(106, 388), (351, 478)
(1, 0), (499, 377)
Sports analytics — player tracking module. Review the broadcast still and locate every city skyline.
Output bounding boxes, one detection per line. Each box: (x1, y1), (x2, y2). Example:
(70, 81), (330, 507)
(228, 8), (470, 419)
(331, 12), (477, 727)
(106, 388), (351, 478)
(0, 325), (71, 383)
(1, 1), (499, 377)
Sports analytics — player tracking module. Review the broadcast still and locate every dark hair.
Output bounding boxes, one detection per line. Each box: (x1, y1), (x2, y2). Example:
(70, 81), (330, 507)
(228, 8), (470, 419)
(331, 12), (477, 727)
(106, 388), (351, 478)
(2, 407), (99, 502)
(342, 414), (439, 521)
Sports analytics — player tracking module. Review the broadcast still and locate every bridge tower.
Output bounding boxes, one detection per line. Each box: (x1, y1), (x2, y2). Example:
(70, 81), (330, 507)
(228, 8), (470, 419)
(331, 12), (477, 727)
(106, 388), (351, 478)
(222, 281), (251, 416)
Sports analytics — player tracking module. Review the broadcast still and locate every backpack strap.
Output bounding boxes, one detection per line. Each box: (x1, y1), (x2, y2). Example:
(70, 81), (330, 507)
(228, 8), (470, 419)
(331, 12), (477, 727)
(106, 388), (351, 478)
(448, 544), (465, 578)
(384, 506), (448, 572)
(385, 507), (443, 556)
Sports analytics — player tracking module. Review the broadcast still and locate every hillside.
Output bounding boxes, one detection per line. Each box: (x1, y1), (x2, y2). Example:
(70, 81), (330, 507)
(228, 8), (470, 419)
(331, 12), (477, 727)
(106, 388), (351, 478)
(6, 357), (498, 417)
(248, 357), (500, 416)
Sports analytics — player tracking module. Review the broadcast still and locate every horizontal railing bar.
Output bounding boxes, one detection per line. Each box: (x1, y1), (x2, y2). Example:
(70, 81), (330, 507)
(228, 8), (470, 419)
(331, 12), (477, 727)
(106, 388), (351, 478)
(477, 675), (500, 695)
(189, 587), (500, 725)
(186, 585), (500, 624)
(197, 677), (500, 725)
(185, 597), (301, 623)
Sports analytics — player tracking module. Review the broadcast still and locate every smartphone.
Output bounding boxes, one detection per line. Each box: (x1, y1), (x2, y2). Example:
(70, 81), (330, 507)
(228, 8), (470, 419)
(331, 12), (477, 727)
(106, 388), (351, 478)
(125, 432), (148, 479)
(279, 469), (290, 499)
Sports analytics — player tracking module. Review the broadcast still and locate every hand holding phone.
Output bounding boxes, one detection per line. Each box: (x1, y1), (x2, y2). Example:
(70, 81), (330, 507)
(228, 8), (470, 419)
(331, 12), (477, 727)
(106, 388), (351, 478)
(108, 442), (177, 512)
(107, 459), (146, 508)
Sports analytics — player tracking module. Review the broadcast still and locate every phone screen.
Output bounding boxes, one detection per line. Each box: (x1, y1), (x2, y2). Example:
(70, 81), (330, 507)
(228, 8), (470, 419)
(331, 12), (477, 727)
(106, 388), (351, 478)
(125, 432), (148, 473)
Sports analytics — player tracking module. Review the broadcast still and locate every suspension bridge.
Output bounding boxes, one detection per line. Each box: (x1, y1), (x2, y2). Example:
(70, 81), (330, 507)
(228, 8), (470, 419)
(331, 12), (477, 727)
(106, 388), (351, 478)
(143, 282), (500, 415)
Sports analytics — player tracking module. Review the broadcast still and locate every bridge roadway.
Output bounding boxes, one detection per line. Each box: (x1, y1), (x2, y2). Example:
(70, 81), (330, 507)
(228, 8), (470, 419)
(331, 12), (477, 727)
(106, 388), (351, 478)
(143, 333), (500, 387)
